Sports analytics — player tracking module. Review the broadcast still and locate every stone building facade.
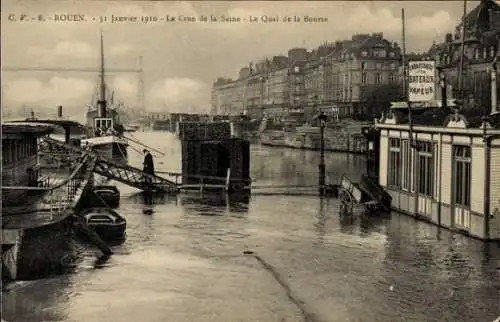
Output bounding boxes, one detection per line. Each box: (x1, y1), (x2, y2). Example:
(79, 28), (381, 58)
(426, 0), (500, 115)
(211, 33), (401, 119)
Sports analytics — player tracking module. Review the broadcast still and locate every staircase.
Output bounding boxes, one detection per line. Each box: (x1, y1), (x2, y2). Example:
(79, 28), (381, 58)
(42, 137), (178, 193)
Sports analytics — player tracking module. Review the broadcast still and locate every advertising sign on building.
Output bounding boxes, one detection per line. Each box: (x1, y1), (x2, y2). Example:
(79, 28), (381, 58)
(408, 60), (435, 102)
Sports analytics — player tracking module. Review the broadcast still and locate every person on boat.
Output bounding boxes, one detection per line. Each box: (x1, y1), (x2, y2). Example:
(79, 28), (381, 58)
(143, 149), (155, 187)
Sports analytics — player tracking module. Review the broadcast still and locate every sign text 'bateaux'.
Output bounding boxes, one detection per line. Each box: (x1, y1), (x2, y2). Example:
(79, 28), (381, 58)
(408, 61), (435, 102)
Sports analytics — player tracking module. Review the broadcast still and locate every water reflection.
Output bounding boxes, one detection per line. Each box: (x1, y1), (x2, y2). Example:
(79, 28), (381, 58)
(381, 216), (500, 322)
(4, 133), (500, 322)
(180, 192), (251, 216)
(251, 145), (366, 186)
(3, 271), (74, 322)
(127, 191), (178, 207)
(313, 198), (327, 246)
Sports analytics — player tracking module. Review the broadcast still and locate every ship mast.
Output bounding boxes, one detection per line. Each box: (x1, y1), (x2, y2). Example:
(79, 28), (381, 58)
(97, 30), (107, 117)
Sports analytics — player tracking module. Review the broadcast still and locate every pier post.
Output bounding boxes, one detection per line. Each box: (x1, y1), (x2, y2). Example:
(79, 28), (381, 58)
(483, 120), (492, 241)
(317, 112), (327, 196)
(491, 59), (497, 114)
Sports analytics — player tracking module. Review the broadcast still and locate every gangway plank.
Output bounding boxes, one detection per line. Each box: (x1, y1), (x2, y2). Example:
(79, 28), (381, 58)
(93, 158), (178, 193)
(42, 137), (178, 193)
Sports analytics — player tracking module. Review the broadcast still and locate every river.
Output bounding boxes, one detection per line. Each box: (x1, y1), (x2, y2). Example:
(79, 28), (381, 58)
(2, 131), (499, 322)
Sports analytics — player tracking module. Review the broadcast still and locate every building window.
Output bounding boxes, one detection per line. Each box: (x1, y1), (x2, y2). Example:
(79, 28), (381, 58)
(401, 139), (410, 190)
(389, 52), (395, 58)
(475, 48), (479, 60)
(361, 62), (366, 70)
(389, 73), (395, 83)
(491, 46), (496, 58)
(388, 138), (401, 187)
(362, 72), (367, 84)
(375, 73), (381, 84)
(417, 141), (433, 196)
(373, 47), (387, 57)
(375, 63), (382, 70)
(453, 145), (471, 207)
(483, 47), (487, 59)
(361, 51), (368, 57)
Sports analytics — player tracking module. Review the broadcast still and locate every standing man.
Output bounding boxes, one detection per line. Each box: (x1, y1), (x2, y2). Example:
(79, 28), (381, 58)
(143, 149), (155, 185)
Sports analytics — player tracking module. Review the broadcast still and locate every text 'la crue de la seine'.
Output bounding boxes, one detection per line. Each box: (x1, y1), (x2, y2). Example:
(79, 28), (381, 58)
(6, 13), (328, 24)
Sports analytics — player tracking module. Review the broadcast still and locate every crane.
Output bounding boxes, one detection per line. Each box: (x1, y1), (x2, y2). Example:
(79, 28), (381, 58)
(1, 66), (142, 73)
(2, 59), (147, 117)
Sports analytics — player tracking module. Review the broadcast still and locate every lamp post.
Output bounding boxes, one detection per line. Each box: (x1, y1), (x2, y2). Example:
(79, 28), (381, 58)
(491, 57), (497, 114)
(437, 67), (447, 109)
(317, 111), (328, 196)
(482, 117), (492, 240)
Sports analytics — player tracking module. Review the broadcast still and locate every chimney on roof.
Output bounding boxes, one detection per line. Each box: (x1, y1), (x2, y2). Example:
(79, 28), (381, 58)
(445, 33), (453, 43)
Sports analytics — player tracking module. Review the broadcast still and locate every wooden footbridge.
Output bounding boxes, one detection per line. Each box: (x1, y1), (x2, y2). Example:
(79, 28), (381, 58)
(42, 137), (179, 193)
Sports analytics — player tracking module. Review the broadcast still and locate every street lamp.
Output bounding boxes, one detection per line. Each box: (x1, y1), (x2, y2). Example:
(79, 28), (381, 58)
(315, 111), (328, 196)
(437, 67), (447, 109)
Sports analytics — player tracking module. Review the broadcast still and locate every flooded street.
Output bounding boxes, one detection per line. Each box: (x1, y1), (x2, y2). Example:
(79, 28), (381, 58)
(3, 131), (500, 322)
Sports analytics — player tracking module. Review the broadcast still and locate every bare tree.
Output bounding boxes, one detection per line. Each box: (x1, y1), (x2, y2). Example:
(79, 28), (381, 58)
(358, 84), (404, 120)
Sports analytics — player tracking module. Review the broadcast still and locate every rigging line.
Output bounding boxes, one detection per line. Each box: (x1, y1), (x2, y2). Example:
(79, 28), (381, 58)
(122, 135), (165, 156)
(116, 141), (128, 160)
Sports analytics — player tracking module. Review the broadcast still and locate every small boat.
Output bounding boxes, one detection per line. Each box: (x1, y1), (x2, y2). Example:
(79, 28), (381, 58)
(90, 185), (120, 208)
(80, 208), (126, 240)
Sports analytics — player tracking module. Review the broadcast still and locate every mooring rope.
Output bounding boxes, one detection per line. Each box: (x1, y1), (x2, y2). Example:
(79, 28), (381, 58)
(242, 250), (322, 322)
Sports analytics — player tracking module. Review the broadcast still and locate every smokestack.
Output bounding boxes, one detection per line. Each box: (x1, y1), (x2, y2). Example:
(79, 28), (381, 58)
(57, 105), (63, 118)
(30, 110), (35, 119)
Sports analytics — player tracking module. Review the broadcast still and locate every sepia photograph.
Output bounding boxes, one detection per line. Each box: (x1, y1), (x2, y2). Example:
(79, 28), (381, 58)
(1, 0), (500, 321)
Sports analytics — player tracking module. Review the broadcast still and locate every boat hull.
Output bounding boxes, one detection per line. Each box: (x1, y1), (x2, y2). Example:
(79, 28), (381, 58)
(2, 217), (76, 281)
(88, 185), (121, 208)
(88, 223), (126, 240)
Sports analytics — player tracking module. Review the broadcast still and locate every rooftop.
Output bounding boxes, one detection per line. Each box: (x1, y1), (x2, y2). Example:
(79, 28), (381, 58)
(2, 122), (56, 136)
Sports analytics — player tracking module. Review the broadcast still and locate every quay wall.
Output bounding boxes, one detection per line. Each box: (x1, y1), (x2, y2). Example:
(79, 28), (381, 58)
(260, 129), (368, 154)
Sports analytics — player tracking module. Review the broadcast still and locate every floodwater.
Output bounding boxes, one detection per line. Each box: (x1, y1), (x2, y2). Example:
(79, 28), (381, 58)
(2, 131), (500, 322)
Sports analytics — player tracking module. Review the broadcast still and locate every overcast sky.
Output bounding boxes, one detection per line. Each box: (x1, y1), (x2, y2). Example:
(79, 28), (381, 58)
(1, 0), (482, 119)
